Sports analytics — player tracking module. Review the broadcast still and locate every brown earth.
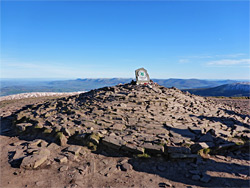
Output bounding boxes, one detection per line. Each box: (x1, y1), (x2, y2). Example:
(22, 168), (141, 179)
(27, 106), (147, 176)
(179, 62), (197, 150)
(0, 84), (250, 188)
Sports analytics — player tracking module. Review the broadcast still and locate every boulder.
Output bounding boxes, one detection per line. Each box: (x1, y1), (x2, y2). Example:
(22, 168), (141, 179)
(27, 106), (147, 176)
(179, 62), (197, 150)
(21, 148), (50, 169)
(120, 162), (133, 171)
(121, 144), (144, 154)
(55, 132), (67, 146)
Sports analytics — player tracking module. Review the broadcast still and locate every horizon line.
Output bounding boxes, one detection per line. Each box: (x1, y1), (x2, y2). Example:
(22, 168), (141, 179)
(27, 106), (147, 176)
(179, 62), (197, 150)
(1, 77), (250, 81)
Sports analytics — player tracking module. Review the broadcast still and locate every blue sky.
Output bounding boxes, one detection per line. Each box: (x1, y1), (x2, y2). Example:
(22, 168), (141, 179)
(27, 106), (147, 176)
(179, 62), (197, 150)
(1, 1), (249, 80)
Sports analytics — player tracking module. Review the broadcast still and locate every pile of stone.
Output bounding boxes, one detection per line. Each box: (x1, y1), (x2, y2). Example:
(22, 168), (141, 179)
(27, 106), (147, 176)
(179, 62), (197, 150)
(8, 138), (86, 170)
(12, 79), (249, 161)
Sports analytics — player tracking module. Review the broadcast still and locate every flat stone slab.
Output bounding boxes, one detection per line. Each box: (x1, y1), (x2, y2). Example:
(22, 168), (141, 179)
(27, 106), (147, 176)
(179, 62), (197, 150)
(16, 123), (33, 132)
(169, 153), (198, 159)
(65, 145), (82, 155)
(12, 149), (26, 160)
(121, 143), (144, 154)
(141, 143), (164, 155)
(102, 136), (125, 150)
(167, 146), (191, 154)
(21, 149), (50, 169)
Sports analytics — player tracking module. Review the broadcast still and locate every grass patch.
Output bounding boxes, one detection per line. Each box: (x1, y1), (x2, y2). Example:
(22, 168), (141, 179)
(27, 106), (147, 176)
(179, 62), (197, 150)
(198, 148), (211, 155)
(137, 153), (151, 158)
(87, 142), (97, 151)
(43, 128), (52, 134)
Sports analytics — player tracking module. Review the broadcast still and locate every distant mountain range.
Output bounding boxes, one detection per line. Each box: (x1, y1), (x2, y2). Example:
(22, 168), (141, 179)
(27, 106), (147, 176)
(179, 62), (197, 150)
(0, 78), (249, 97)
(183, 82), (250, 97)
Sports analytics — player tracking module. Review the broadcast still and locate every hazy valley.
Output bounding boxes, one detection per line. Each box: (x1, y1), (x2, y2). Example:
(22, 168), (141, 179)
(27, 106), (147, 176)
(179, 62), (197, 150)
(1, 78), (249, 97)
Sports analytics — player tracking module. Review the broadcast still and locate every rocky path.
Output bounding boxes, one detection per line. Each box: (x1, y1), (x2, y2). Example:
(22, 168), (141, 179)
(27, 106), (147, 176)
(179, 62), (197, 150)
(0, 83), (249, 188)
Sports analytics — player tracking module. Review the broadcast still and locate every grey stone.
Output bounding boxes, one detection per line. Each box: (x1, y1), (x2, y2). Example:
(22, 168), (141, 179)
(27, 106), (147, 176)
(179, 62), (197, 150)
(21, 153), (48, 169)
(99, 167), (111, 176)
(47, 143), (60, 151)
(110, 124), (125, 131)
(73, 133), (88, 145)
(12, 149), (26, 160)
(77, 164), (89, 175)
(56, 132), (67, 146)
(88, 133), (101, 145)
(10, 141), (27, 146)
(59, 165), (69, 172)
(158, 182), (172, 187)
(62, 127), (71, 136)
(55, 155), (68, 163)
(190, 142), (210, 153)
(121, 162), (133, 171)
(64, 152), (78, 161)
(127, 117), (137, 124)
(38, 148), (51, 156)
(217, 143), (236, 150)
(66, 145), (82, 155)
(215, 155), (227, 160)
(199, 132), (213, 142)
(121, 144), (144, 154)
(200, 174), (211, 183)
(141, 143), (164, 155)
(167, 146), (191, 154)
(16, 123), (33, 132)
(157, 165), (166, 172)
(102, 136), (124, 150)
(188, 127), (202, 135)
(192, 175), (201, 181)
(169, 153), (198, 159)
(67, 184), (77, 188)
(189, 170), (199, 175)
(28, 139), (43, 147)
(99, 166), (117, 176)
(118, 103), (127, 108)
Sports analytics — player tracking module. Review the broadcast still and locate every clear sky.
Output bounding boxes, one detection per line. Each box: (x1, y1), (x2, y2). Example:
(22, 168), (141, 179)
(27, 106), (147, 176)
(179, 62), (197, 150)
(1, 0), (250, 80)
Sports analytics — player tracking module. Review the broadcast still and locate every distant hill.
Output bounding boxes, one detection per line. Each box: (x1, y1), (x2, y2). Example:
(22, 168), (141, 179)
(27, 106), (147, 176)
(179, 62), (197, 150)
(153, 78), (237, 89)
(184, 82), (250, 97)
(0, 78), (241, 96)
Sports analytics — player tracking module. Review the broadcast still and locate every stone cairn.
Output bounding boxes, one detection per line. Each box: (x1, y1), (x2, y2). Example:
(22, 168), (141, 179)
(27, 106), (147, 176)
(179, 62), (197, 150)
(9, 69), (250, 170)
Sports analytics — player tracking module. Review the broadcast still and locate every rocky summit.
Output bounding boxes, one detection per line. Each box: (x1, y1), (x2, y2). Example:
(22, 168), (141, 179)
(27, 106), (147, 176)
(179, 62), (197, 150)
(12, 81), (250, 160)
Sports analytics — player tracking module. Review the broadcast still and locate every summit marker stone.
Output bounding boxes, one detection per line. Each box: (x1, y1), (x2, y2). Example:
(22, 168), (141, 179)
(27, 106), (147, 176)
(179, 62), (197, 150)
(135, 68), (150, 85)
